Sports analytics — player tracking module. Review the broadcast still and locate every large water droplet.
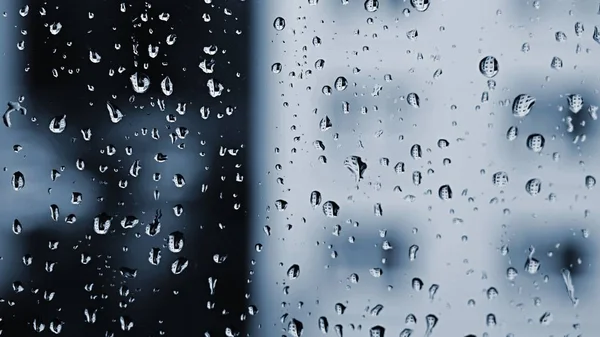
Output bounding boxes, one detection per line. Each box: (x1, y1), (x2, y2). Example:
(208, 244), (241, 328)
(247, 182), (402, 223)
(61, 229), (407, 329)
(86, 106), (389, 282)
(130, 72), (150, 94)
(273, 17), (286, 31)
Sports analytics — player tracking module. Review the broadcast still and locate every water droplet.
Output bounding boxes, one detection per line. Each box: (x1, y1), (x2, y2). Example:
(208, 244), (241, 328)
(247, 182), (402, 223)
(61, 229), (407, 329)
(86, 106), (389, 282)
(425, 314), (438, 335)
(575, 22), (584, 36)
(479, 56), (499, 78)
(412, 277), (423, 291)
(438, 185), (452, 200)
(550, 56), (563, 70)
(166, 34), (177, 45)
(407, 93), (420, 108)
(322, 201), (340, 218)
(525, 178), (542, 196)
(273, 17), (286, 31)
(334, 303), (346, 315)
(507, 267), (518, 280)
(506, 126), (518, 141)
(555, 31), (567, 42)
(48, 115), (67, 133)
(288, 319), (303, 337)
(334, 76), (348, 91)
(492, 171), (509, 187)
(275, 199), (288, 211)
(369, 304), (384, 316)
(512, 94), (536, 117)
(399, 329), (413, 337)
(271, 63), (282, 73)
(560, 268), (579, 306)
(539, 312), (553, 325)
(161, 76), (173, 96)
(287, 264), (300, 279)
(106, 101), (124, 123)
(130, 72), (150, 94)
(585, 175), (596, 189)
(486, 313), (497, 327)
(172, 174), (186, 187)
(344, 156), (367, 183)
(410, 0), (430, 12)
(334, 324), (343, 337)
(19, 5), (29, 17)
(567, 94), (584, 113)
(406, 29), (418, 41)
(49, 22), (62, 35)
(593, 26), (600, 43)
(89, 51), (101, 63)
(171, 257), (189, 274)
(408, 244), (419, 261)
(318, 317), (329, 333)
(369, 268), (383, 277)
(310, 191), (322, 208)
(369, 325), (385, 337)
(319, 115), (332, 131)
(486, 287), (498, 299)
(11, 171), (25, 191)
(428, 284), (439, 300)
(364, 0), (380, 12)
(12, 219), (22, 234)
(410, 144), (422, 159)
(168, 231), (185, 253)
(526, 134), (545, 152)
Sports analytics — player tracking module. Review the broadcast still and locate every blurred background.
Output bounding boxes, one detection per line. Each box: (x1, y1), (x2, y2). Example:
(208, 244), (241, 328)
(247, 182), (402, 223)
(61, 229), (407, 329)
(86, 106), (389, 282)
(250, 1), (600, 337)
(0, 0), (249, 336)
(0, 0), (599, 336)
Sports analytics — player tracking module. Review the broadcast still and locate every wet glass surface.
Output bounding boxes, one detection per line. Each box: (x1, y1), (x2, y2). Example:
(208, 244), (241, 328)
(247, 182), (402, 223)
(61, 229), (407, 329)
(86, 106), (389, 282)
(1, 0), (599, 336)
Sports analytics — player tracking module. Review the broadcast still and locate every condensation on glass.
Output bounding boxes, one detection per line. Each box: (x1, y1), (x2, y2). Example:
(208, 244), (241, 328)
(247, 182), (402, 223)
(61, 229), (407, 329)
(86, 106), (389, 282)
(250, 1), (600, 337)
